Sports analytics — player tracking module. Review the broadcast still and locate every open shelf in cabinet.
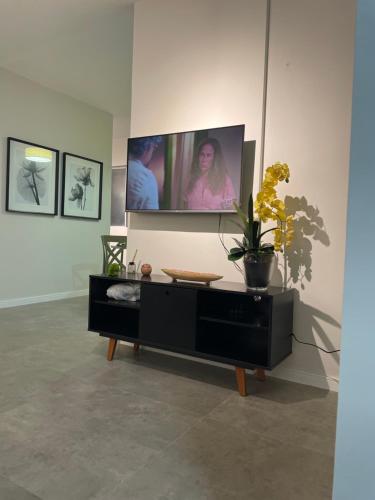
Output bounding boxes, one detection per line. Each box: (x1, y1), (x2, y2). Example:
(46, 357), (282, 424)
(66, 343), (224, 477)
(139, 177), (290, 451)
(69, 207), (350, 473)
(94, 299), (140, 310)
(196, 319), (269, 366)
(89, 301), (139, 339)
(197, 289), (271, 328)
(199, 315), (268, 331)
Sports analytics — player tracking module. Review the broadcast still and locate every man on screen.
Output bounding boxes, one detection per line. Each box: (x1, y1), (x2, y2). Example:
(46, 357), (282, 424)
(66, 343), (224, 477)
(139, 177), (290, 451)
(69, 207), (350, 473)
(127, 137), (161, 210)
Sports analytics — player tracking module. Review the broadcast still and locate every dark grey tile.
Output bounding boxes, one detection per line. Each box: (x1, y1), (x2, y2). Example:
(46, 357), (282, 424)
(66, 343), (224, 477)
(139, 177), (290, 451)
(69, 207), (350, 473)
(209, 382), (337, 456)
(11, 458), (105, 500)
(0, 475), (41, 500)
(83, 389), (199, 451)
(91, 456), (249, 500)
(138, 417), (334, 500)
(0, 376), (199, 452)
(69, 350), (234, 416)
(0, 365), (64, 414)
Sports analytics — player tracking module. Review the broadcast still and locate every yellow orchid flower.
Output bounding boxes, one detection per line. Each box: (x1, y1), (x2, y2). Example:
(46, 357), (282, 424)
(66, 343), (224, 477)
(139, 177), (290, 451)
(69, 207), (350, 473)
(273, 228), (282, 252)
(271, 199), (285, 210)
(276, 210), (287, 222)
(258, 206), (273, 222)
(253, 162), (295, 252)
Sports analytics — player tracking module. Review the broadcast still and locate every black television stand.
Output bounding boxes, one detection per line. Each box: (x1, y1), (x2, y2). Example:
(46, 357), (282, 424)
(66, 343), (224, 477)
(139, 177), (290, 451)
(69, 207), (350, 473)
(88, 273), (294, 396)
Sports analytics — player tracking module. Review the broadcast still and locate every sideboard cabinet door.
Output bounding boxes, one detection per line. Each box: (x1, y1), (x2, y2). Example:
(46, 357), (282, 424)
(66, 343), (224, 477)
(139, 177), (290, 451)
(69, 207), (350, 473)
(139, 284), (197, 350)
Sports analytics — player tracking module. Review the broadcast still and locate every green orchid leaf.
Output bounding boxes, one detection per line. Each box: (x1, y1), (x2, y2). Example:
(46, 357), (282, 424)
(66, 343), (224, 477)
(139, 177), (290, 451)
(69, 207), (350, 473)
(252, 220), (260, 249)
(228, 254), (244, 262)
(230, 220), (247, 233)
(229, 246), (245, 255)
(232, 238), (245, 250)
(244, 225), (253, 246)
(231, 195), (259, 251)
(228, 247), (245, 261)
(248, 193), (254, 226)
(233, 201), (248, 228)
(228, 249), (245, 261)
(231, 220), (245, 232)
(260, 243), (275, 254)
(231, 220), (252, 246)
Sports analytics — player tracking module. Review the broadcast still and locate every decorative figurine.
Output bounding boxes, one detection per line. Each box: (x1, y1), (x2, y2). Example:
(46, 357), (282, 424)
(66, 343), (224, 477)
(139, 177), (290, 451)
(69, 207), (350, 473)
(141, 263), (152, 276)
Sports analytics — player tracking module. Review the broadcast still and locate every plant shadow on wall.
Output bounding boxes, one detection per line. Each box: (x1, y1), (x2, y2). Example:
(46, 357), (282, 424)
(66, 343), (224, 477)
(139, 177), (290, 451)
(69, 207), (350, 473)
(273, 195), (330, 289)
(272, 195), (341, 364)
(225, 162), (341, 365)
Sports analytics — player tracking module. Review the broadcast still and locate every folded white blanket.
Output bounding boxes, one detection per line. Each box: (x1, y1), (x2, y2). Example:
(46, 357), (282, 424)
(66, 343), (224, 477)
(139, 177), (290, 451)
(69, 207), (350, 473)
(106, 283), (141, 302)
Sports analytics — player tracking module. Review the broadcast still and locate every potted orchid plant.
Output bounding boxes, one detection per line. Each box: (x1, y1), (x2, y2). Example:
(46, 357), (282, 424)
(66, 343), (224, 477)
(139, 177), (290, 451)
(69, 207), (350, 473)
(228, 162), (294, 290)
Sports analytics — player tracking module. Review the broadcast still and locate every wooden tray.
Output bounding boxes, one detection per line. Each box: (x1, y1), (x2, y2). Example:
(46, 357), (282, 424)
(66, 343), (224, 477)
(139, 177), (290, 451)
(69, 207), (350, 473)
(161, 268), (223, 284)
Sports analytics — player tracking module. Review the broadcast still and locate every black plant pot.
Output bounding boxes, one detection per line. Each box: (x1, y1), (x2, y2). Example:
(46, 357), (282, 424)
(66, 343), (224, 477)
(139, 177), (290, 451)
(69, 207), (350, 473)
(243, 252), (276, 291)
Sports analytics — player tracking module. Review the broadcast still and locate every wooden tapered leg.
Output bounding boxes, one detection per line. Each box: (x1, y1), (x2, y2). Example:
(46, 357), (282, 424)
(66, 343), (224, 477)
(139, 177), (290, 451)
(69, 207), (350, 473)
(235, 367), (247, 396)
(133, 342), (140, 353)
(107, 338), (117, 361)
(254, 368), (266, 381)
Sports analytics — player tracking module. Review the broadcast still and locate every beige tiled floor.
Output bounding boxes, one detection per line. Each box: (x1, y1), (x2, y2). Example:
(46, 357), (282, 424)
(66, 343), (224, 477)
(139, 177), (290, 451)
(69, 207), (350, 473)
(0, 297), (337, 499)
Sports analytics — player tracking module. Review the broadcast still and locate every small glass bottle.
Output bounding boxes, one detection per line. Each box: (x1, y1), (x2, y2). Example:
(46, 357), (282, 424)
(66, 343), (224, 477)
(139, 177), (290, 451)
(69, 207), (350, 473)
(128, 261), (136, 274)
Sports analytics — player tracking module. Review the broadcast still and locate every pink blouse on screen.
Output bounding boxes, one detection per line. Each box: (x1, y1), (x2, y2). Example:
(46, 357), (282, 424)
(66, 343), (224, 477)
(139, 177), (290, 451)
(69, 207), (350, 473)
(186, 174), (237, 210)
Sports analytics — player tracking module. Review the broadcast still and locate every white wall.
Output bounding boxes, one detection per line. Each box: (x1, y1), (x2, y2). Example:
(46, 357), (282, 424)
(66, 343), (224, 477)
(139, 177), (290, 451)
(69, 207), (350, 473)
(128, 0), (356, 389)
(129, 0), (267, 271)
(0, 68), (112, 306)
(264, 0), (356, 388)
(112, 115), (130, 167)
(111, 115), (130, 237)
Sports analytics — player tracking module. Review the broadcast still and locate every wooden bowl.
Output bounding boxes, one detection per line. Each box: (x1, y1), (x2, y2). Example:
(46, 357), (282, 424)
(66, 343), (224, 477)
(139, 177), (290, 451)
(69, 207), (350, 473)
(161, 268), (223, 284)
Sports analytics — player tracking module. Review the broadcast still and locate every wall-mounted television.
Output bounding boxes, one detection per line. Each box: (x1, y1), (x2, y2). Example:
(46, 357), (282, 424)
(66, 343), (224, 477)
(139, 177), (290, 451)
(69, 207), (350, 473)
(126, 124), (245, 213)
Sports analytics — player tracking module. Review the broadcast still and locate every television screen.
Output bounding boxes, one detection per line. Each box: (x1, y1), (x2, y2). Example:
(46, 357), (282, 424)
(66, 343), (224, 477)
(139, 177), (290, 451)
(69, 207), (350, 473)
(126, 124), (245, 213)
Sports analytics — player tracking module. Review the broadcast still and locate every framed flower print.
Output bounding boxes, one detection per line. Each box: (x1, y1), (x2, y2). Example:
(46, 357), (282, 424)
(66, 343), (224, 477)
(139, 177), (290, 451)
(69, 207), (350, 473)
(6, 137), (59, 215)
(61, 153), (103, 220)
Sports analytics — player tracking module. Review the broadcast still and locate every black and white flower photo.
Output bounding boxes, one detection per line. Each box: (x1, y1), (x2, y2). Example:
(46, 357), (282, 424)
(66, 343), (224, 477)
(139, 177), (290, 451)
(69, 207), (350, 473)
(18, 161), (46, 205)
(69, 167), (94, 210)
(62, 153), (103, 220)
(6, 138), (59, 215)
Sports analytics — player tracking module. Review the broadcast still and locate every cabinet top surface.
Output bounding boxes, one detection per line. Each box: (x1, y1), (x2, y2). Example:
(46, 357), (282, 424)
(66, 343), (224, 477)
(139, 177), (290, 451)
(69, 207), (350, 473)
(90, 273), (293, 297)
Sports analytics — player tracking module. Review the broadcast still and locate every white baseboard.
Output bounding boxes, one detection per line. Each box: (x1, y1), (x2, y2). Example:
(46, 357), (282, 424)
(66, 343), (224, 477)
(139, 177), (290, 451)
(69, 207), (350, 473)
(120, 343), (339, 392)
(269, 366), (339, 392)
(0, 289), (89, 309)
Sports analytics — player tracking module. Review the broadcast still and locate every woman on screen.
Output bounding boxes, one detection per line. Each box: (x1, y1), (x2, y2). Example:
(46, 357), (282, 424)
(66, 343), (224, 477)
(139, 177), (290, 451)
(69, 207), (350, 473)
(185, 138), (236, 210)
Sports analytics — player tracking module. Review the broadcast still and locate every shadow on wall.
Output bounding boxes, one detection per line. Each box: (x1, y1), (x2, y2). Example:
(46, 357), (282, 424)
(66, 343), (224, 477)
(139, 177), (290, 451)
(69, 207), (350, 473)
(294, 299), (341, 365)
(273, 195), (330, 289)
(273, 195), (340, 365)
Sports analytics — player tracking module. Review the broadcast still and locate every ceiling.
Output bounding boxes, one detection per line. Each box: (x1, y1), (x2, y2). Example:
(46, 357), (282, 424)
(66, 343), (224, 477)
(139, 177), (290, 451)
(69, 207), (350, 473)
(0, 0), (134, 119)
